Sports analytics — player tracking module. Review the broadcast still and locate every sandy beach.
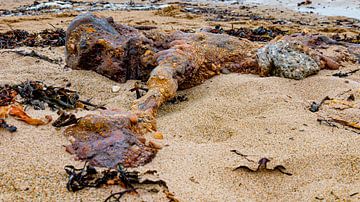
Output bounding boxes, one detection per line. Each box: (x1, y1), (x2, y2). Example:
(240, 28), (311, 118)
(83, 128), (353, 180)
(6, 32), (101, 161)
(0, 0), (359, 201)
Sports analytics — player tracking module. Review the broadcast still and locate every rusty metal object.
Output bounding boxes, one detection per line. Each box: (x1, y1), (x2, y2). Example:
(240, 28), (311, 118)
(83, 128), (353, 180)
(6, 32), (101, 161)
(66, 13), (157, 83)
(65, 13), (360, 168)
(64, 110), (157, 168)
(64, 13), (260, 168)
(66, 12), (259, 116)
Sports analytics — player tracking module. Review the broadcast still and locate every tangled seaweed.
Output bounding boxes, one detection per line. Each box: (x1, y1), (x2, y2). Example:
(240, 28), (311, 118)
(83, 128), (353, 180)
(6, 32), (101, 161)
(311, 89), (360, 134)
(52, 110), (78, 128)
(14, 80), (103, 111)
(0, 84), (17, 106)
(0, 29), (65, 49)
(65, 162), (177, 201)
(65, 163), (133, 192)
(223, 26), (288, 42)
(0, 81), (103, 132)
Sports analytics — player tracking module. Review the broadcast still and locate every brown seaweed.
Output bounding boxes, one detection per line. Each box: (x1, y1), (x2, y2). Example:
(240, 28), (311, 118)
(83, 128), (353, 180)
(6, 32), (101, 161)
(0, 81), (103, 131)
(222, 26), (288, 42)
(0, 84), (17, 106)
(232, 150), (292, 176)
(0, 29), (65, 49)
(65, 162), (177, 201)
(14, 80), (102, 111)
(0, 105), (51, 126)
(52, 110), (79, 128)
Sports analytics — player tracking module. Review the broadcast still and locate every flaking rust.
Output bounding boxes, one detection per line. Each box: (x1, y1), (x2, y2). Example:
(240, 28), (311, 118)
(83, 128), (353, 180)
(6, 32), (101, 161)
(64, 13), (260, 168)
(64, 13), (360, 168)
(64, 110), (157, 168)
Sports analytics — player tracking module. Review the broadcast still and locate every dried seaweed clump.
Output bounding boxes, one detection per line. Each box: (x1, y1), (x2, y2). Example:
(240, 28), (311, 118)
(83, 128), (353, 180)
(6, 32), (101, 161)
(0, 83), (52, 132)
(64, 162), (178, 201)
(0, 28), (65, 49)
(0, 81), (101, 132)
(231, 150), (292, 176)
(222, 26), (288, 42)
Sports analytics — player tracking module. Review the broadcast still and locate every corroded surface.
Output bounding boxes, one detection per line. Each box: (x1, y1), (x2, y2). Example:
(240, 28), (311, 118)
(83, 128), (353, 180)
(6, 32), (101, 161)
(66, 13), (156, 83)
(64, 110), (157, 168)
(66, 13), (259, 115)
(64, 13), (360, 168)
(66, 13), (260, 86)
(64, 13), (257, 168)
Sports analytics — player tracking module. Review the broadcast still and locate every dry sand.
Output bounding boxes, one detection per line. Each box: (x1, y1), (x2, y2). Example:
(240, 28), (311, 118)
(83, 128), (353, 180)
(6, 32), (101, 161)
(0, 0), (359, 201)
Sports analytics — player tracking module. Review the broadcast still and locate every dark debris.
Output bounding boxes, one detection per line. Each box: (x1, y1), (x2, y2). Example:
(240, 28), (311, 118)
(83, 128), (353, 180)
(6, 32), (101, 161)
(209, 25), (287, 42)
(65, 163), (177, 201)
(0, 119), (17, 133)
(232, 150), (292, 176)
(332, 68), (360, 78)
(0, 84), (17, 106)
(0, 29), (65, 49)
(52, 110), (79, 128)
(225, 26), (287, 42)
(332, 33), (360, 44)
(168, 95), (188, 104)
(310, 96), (330, 112)
(13, 80), (102, 111)
(130, 82), (149, 99)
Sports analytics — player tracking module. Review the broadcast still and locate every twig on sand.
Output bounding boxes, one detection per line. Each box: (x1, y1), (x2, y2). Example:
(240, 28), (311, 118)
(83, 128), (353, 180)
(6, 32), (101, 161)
(230, 150), (255, 162)
(1, 49), (62, 65)
(310, 96), (330, 112)
(104, 190), (135, 202)
(317, 117), (360, 134)
(332, 68), (360, 78)
(317, 118), (339, 128)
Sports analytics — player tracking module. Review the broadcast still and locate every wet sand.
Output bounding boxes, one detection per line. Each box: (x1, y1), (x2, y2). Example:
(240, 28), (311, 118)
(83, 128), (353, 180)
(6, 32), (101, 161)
(239, 0), (360, 20)
(0, 0), (359, 201)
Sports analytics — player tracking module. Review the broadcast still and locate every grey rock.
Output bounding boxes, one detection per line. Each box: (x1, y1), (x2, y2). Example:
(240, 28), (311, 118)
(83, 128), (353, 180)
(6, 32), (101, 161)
(257, 40), (320, 80)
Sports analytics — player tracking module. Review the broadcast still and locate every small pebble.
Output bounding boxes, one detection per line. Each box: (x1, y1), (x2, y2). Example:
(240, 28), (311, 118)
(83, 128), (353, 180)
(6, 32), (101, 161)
(153, 131), (164, 139)
(221, 68), (231, 74)
(111, 85), (121, 93)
